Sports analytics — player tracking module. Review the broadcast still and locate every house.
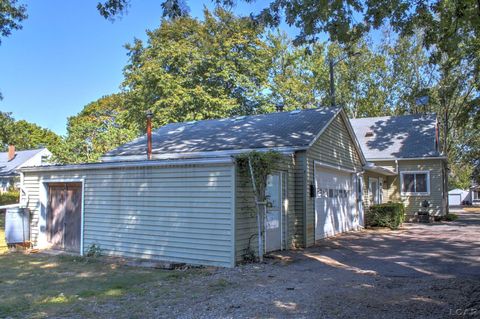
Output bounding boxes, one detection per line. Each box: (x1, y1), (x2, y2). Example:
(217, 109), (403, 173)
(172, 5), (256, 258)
(0, 146), (51, 193)
(448, 189), (470, 206)
(350, 114), (448, 219)
(18, 108), (447, 267)
(470, 185), (480, 206)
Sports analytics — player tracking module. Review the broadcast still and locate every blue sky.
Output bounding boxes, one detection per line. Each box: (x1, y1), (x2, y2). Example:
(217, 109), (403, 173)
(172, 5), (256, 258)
(0, 0), (297, 136)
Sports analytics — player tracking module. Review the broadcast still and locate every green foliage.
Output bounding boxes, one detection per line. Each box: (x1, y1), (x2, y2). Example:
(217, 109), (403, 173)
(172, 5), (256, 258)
(0, 111), (62, 156)
(443, 213), (459, 222)
(0, 112), (14, 146)
(85, 243), (102, 257)
(235, 150), (283, 202)
(0, 0), (27, 45)
(449, 162), (474, 190)
(122, 8), (271, 130)
(0, 191), (19, 206)
(366, 203), (405, 230)
(55, 94), (137, 164)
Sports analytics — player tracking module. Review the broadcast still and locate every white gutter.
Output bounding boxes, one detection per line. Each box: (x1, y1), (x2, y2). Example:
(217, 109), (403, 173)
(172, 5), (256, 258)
(19, 157), (236, 173)
(367, 156), (447, 161)
(0, 203), (24, 210)
(101, 146), (302, 162)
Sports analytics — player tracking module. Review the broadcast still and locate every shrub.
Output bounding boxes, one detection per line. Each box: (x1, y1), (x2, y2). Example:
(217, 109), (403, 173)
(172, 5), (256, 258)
(86, 243), (102, 257)
(443, 213), (458, 221)
(0, 191), (20, 206)
(366, 203), (405, 230)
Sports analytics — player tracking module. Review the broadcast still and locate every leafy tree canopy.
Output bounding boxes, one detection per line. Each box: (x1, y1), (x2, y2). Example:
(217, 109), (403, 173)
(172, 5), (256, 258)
(0, 0), (27, 45)
(122, 8), (272, 129)
(0, 111), (62, 155)
(55, 94), (137, 164)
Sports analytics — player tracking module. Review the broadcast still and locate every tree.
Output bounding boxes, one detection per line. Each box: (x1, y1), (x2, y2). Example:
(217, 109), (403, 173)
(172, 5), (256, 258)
(57, 94), (137, 164)
(0, 111), (63, 158)
(0, 0), (27, 45)
(0, 111), (15, 148)
(9, 120), (62, 151)
(122, 8), (271, 130)
(265, 32), (322, 112)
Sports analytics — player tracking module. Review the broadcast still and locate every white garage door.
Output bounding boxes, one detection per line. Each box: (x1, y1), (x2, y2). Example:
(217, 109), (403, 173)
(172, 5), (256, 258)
(448, 194), (462, 206)
(315, 164), (356, 240)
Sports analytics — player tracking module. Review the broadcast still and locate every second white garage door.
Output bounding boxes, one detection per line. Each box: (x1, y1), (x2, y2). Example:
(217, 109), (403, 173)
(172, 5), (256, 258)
(315, 164), (357, 240)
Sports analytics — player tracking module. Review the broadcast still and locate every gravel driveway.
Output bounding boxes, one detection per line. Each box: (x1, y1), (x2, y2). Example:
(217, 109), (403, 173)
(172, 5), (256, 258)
(160, 209), (480, 319)
(61, 210), (479, 319)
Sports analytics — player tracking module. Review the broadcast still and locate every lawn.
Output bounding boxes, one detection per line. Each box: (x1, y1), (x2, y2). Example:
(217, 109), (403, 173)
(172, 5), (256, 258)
(0, 212), (7, 254)
(0, 253), (195, 318)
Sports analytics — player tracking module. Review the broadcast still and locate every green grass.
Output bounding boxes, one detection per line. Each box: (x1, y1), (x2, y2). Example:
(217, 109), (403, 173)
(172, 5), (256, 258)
(0, 212), (7, 254)
(443, 213), (459, 221)
(0, 253), (191, 318)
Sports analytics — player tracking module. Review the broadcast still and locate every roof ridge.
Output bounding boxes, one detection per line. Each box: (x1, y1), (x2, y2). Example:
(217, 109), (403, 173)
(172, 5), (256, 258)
(160, 106), (341, 129)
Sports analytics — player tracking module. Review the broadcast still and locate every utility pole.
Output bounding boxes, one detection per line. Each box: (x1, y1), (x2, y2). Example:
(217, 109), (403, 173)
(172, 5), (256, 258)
(329, 59), (335, 107)
(328, 52), (360, 107)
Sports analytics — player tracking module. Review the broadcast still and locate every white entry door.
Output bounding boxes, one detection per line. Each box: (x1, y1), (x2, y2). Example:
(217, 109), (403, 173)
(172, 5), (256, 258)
(315, 165), (354, 240)
(369, 178), (380, 205)
(265, 173), (282, 252)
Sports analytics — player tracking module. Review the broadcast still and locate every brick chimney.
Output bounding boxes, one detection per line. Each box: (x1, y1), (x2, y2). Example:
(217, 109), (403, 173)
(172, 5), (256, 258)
(8, 145), (15, 161)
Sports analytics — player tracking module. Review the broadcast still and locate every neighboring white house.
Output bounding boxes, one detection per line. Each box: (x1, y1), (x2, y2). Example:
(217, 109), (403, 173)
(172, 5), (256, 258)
(0, 146), (52, 192)
(448, 188), (470, 206)
(470, 185), (480, 206)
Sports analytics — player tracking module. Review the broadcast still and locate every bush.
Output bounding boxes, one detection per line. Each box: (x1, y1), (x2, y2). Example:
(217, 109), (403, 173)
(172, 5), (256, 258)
(366, 203), (405, 230)
(86, 243), (102, 257)
(0, 191), (20, 206)
(443, 213), (458, 221)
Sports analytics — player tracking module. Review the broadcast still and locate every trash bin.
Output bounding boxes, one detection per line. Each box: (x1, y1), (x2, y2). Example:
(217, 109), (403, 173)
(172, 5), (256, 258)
(5, 207), (30, 245)
(417, 211), (430, 223)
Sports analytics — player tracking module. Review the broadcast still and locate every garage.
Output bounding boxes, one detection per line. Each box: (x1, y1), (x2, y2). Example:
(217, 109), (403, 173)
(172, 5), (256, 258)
(47, 183), (83, 253)
(315, 164), (356, 240)
(448, 194), (462, 206)
(21, 160), (236, 267)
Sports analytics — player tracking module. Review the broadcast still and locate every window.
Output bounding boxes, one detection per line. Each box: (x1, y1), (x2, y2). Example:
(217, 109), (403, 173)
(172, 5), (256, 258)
(473, 191), (480, 200)
(401, 171), (430, 195)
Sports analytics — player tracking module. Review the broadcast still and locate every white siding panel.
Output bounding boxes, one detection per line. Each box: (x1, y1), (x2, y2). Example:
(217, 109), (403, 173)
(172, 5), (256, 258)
(22, 163), (235, 267)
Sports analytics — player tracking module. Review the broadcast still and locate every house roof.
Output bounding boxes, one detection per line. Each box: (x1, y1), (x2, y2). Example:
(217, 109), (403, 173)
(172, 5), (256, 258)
(0, 148), (47, 176)
(349, 114), (440, 160)
(104, 107), (342, 159)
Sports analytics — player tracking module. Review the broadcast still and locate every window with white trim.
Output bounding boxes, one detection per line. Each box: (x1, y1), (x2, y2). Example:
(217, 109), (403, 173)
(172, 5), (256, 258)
(473, 190), (480, 200)
(401, 171), (430, 195)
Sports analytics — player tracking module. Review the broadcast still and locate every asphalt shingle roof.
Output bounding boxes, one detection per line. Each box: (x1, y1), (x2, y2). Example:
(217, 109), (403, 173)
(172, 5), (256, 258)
(105, 107), (341, 157)
(350, 114), (439, 159)
(0, 148), (46, 176)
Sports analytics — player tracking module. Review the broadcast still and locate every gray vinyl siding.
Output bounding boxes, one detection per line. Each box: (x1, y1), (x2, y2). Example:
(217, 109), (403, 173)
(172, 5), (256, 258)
(304, 115), (364, 246)
(22, 163), (235, 267)
(234, 154), (298, 262)
(370, 159), (447, 218)
(293, 151), (306, 248)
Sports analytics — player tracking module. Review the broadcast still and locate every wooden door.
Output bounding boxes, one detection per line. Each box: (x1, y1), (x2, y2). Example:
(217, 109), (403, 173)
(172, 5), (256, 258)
(47, 183), (82, 252)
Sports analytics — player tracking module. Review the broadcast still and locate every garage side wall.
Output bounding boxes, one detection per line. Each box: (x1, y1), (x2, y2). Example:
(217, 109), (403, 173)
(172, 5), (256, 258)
(235, 154), (299, 262)
(305, 115), (364, 247)
(22, 163), (236, 267)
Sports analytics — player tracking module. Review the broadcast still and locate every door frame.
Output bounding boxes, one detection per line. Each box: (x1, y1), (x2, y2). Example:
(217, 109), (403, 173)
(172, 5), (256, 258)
(264, 171), (285, 252)
(39, 178), (85, 255)
(314, 161), (357, 241)
(368, 177), (381, 205)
